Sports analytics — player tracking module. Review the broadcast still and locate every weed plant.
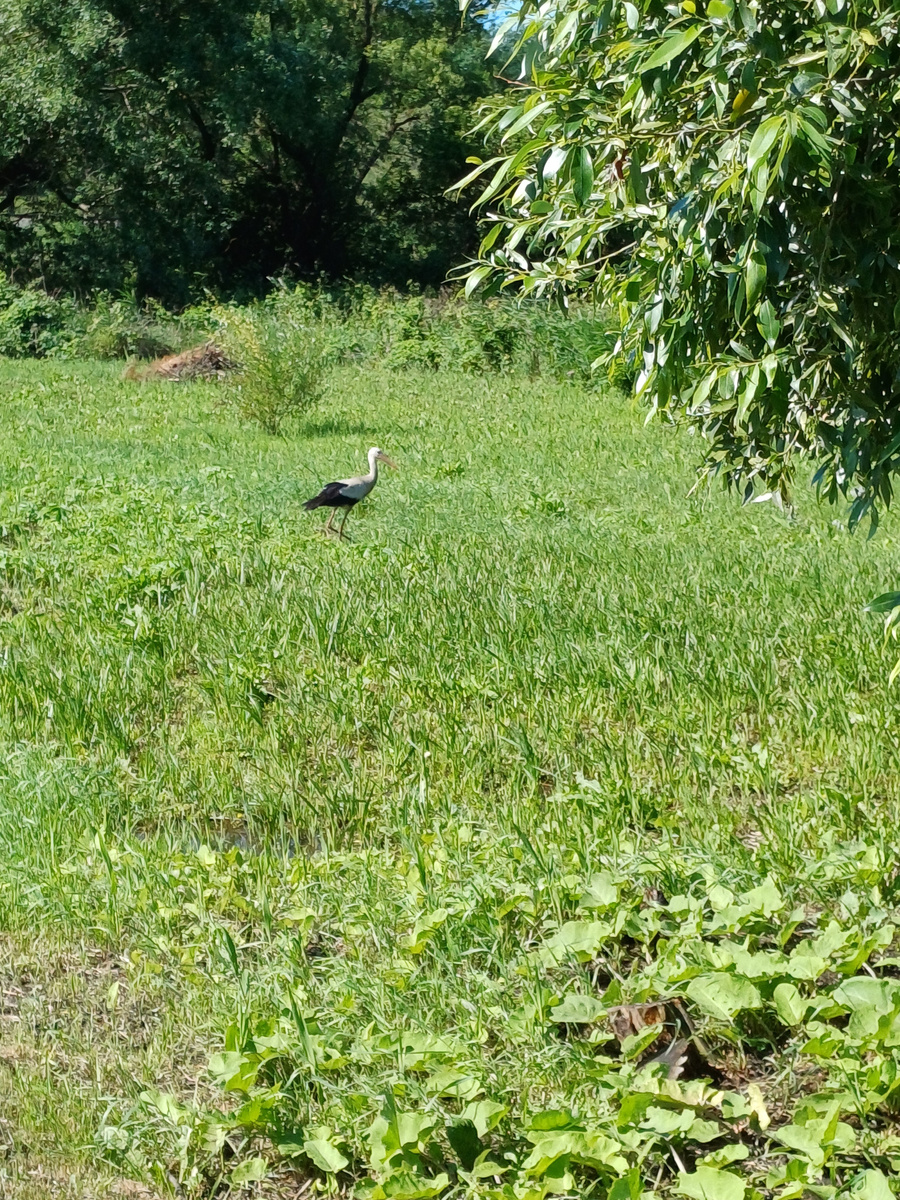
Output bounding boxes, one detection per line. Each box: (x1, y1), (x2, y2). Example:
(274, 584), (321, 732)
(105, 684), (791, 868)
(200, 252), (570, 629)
(0, 361), (899, 1195)
(0, 276), (626, 387)
(211, 296), (326, 434)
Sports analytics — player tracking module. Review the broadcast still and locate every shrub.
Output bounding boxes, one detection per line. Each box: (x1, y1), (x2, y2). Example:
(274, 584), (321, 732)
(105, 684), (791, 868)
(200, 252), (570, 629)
(0, 273), (77, 357)
(77, 294), (181, 360)
(213, 298), (326, 435)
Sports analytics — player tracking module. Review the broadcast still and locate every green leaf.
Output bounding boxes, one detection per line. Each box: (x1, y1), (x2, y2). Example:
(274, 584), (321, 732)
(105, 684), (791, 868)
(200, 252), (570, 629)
(642, 1105), (695, 1134)
(677, 1166), (746, 1200)
(833, 976), (900, 1039)
(232, 1157), (268, 1185)
(523, 1130), (629, 1175)
(378, 1170), (450, 1199)
(543, 920), (610, 960)
(404, 907), (449, 954)
(609, 1169), (643, 1200)
(453, 156), (502, 194)
(687, 1118), (724, 1143)
(865, 592), (900, 613)
(756, 299), (780, 348)
(707, 0), (733, 18)
(773, 982), (808, 1026)
(501, 101), (554, 143)
(746, 115), (784, 174)
(446, 1121), (482, 1171)
(550, 993), (606, 1023)
(460, 1099), (507, 1137)
(579, 870), (618, 909)
(772, 1122), (825, 1166)
(701, 1145), (750, 1169)
(465, 266), (491, 299)
(849, 1169), (895, 1200)
(571, 146), (594, 206)
(542, 146), (568, 180)
(641, 26), (701, 72)
(685, 973), (762, 1019)
(305, 1137), (350, 1174)
(744, 250), (767, 310)
(619, 1022), (664, 1059)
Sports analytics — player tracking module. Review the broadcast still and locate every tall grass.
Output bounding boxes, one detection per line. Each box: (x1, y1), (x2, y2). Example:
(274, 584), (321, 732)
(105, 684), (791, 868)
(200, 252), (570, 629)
(0, 358), (898, 1193)
(0, 277), (626, 387)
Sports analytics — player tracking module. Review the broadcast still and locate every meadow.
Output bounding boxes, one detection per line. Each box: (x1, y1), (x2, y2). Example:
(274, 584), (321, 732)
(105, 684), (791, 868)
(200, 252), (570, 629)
(1, 355), (900, 1198)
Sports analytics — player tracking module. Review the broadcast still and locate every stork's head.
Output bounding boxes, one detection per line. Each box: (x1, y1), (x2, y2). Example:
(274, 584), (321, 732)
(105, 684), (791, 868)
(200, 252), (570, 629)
(369, 447), (397, 469)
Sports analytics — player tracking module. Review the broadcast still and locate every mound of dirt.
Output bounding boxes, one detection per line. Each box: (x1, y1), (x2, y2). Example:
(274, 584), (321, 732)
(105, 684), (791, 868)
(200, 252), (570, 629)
(124, 341), (238, 382)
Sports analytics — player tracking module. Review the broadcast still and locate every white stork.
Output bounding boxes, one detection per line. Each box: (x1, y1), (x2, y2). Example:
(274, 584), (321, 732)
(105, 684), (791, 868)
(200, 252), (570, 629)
(304, 447), (397, 540)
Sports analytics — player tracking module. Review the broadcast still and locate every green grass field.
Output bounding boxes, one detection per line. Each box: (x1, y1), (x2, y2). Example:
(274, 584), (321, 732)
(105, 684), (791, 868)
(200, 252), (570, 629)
(2, 360), (900, 1198)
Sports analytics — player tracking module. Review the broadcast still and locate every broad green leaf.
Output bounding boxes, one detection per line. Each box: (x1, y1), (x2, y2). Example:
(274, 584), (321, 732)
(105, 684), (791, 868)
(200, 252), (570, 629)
(773, 982), (808, 1026)
(543, 920), (610, 960)
(850, 1169), (895, 1200)
(403, 907), (448, 954)
(687, 1118), (725, 1143)
(833, 976), (900, 1039)
(550, 993), (606, 1022)
(743, 877), (783, 914)
(461, 1099), (507, 1137)
(677, 1166), (746, 1200)
(772, 1122), (825, 1166)
(305, 1137), (349, 1174)
(379, 1170), (450, 1199)
(701, 1145), (750, 1168)
(642, 1105), (695, 1134)
(641, 26), (701, 72)
(232, 1157), (268, 1185)
(707, 0), (733, 18)
(579, 870), (618, 909)
(620, 1022), (664, 1059)
(685, 973), (762, 1019)
(609, 1170), (642, 1200)
(523, 1130), (629, 1175)
(398, 1112), (438, 1148)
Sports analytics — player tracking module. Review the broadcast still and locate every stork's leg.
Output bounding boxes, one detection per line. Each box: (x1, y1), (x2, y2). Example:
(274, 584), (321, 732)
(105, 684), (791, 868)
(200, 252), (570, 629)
(324, 509), (336, 536)
(338, 509), (351, 541)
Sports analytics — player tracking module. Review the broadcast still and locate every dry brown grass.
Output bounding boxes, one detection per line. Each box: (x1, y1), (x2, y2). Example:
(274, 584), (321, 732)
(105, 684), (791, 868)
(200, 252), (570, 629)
(123, 342), (237, 382)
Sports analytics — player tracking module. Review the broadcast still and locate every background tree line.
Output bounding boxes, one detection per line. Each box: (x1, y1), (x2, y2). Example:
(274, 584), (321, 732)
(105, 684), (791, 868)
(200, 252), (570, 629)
(0, 0), (500, 303)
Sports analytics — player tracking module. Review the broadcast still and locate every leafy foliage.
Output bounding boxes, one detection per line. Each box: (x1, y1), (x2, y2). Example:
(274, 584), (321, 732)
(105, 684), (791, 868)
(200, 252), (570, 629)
(461, 0), (900, 526)
(212, 293), (327, 434)
(90, 829), (900, 1197)
(2, 358), (900, 1190)
(0, 274), (625, 384)
(0, 0), (498, 299)
(0, 271), (78, 357)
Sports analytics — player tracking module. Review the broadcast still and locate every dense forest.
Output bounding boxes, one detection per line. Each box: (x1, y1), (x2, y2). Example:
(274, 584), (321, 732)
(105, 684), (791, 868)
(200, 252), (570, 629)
(0, 0), (501, 302)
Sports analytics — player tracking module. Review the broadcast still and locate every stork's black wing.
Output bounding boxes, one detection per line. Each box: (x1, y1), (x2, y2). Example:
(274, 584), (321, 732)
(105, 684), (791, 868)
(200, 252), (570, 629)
(304, 481), (352, 510)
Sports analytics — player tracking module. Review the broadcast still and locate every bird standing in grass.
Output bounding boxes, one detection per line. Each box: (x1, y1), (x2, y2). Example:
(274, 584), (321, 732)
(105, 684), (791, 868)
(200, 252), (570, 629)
(304, 447), (397, 540)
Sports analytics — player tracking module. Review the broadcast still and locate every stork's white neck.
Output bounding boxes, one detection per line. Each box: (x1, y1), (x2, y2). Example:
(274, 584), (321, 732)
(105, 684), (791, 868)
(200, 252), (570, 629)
(365, 448), (379, 483)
